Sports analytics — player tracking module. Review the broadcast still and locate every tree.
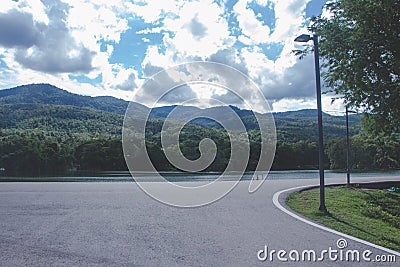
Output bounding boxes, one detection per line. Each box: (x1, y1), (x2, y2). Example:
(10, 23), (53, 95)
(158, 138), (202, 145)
(326, 133), (400, 171)
(304, 0), (400, 132)
(74, 139), (127, 171)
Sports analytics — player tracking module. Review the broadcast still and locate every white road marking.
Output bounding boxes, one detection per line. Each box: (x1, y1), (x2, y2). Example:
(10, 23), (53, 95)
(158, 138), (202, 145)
(272, 185), (400, 257)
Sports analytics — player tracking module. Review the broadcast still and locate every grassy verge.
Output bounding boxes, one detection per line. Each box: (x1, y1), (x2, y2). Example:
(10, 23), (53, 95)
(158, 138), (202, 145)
(286, 186), (400, 251)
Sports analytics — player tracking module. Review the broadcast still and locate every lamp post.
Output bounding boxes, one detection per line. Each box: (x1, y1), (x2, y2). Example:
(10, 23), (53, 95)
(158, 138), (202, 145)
(345, 106), (357, 186)
(294, 34), (326, 212)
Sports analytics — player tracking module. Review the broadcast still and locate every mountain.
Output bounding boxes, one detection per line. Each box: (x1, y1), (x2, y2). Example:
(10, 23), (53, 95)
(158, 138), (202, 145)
(0, 83), (361, 142)
(274, 109), (319, 118)
(149, 105), (360, 142)
(0, 83), (148, 116)
(0, 83), (366, 173)
(0, 103), (123, 139)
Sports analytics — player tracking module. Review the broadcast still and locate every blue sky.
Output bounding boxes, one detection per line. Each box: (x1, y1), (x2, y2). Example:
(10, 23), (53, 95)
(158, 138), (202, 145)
(0, 0), (346, 113)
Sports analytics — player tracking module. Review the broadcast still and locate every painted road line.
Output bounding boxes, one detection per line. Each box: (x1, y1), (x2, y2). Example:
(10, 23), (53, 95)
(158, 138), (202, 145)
(272, 185), (400, 257)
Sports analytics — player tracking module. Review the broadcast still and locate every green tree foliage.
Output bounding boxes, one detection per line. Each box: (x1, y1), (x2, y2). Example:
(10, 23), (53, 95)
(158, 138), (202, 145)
(4, 83), (394, 174)
(308, 0), (400, 132)
(0, 134), (71, 174)
(0, 83), (131, 115)
(74, 139), (127, 171)
(326, 133), (400, 170)
(273, 141), (321, 170)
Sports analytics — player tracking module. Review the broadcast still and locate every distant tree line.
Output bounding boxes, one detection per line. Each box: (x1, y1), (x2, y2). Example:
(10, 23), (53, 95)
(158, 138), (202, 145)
(0, 131), (126, 174)
(326, 115), (400, 170)
(1, 117), (398, 175)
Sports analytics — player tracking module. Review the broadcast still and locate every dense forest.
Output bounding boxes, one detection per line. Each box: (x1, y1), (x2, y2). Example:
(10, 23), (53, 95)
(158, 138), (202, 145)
(0, 84), (398, 175)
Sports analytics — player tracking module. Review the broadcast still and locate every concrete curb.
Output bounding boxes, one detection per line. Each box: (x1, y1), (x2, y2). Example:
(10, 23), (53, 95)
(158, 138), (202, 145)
(272, 182), (400, 257)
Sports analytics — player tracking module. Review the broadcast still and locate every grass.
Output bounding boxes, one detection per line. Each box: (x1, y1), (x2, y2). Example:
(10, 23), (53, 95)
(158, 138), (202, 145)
(286, 186), (400, 252)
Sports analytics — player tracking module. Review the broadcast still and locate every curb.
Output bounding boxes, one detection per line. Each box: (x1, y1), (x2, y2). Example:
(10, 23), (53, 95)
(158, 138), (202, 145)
(272, 183), (400, 257)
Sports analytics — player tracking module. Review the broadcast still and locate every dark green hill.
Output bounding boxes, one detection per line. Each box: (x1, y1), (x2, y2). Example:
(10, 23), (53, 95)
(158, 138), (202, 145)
(0, 83), (148, 116)
(0, 83), (361, 142)
(2, 83), (397, 174)
(0, 83), (367, 174)
(0, 103), (123, 139)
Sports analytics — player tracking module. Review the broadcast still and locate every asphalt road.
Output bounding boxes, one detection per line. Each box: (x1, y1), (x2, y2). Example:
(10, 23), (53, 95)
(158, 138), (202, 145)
(0, 176), (399, 266)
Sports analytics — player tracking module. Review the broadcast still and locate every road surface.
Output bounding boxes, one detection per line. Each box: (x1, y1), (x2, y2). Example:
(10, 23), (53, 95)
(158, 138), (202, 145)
(0, 176), (399, 266)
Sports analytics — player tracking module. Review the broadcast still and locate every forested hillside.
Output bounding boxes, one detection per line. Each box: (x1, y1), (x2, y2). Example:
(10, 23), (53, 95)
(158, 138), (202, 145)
(3, 83), (394, 175)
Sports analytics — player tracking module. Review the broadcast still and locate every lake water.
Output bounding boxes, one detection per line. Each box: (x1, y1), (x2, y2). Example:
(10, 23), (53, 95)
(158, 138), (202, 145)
(1, 170), (399, 182)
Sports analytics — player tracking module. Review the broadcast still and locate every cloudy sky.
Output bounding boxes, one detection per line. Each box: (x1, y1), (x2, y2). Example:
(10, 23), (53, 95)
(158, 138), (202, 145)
(0, 0), (345, 113)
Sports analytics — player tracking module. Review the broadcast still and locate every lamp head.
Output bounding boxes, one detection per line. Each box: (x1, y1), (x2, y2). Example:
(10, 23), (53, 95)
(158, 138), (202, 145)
(294, 34), (312, 43)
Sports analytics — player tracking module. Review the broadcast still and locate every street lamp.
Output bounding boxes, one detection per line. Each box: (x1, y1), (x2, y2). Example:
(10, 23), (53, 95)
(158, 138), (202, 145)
(345, 106), (357, 186)
(294, 34), (327, 212)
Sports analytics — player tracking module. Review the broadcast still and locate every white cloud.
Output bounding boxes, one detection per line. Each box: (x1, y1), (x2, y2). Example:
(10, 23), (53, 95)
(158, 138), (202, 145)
(136, 27), (163, 35)
(321, 1), (334, 20)
(102, 63), (141, 92)
(141, 45), (171, 77)
(0, 0), (139, 98)
(64, 0), (134, 89)
(0, 10), (41, 48)
(272, 98), (315, 112)
(140, 0), (235, 79)
(218, 0), (318, 106)
(272, 96), (347, 115)
(163, 0), (235, 58)
(125, 0), (181, 24)
(207, 47), (248, 75)
(0, 44), (133, 100)
(0, 0), (332, 113)
(223, 44), (315, 102)
(66, 1), (129, 46)
(0, 1), (95, 74)
(233, 0), (271, 44)
(269, 0), (311, 42)
(322, 95), (346, 114)
(0, 1), (15, 13)
(0, 0), (48, 24)
(237, 35), (252, 45)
